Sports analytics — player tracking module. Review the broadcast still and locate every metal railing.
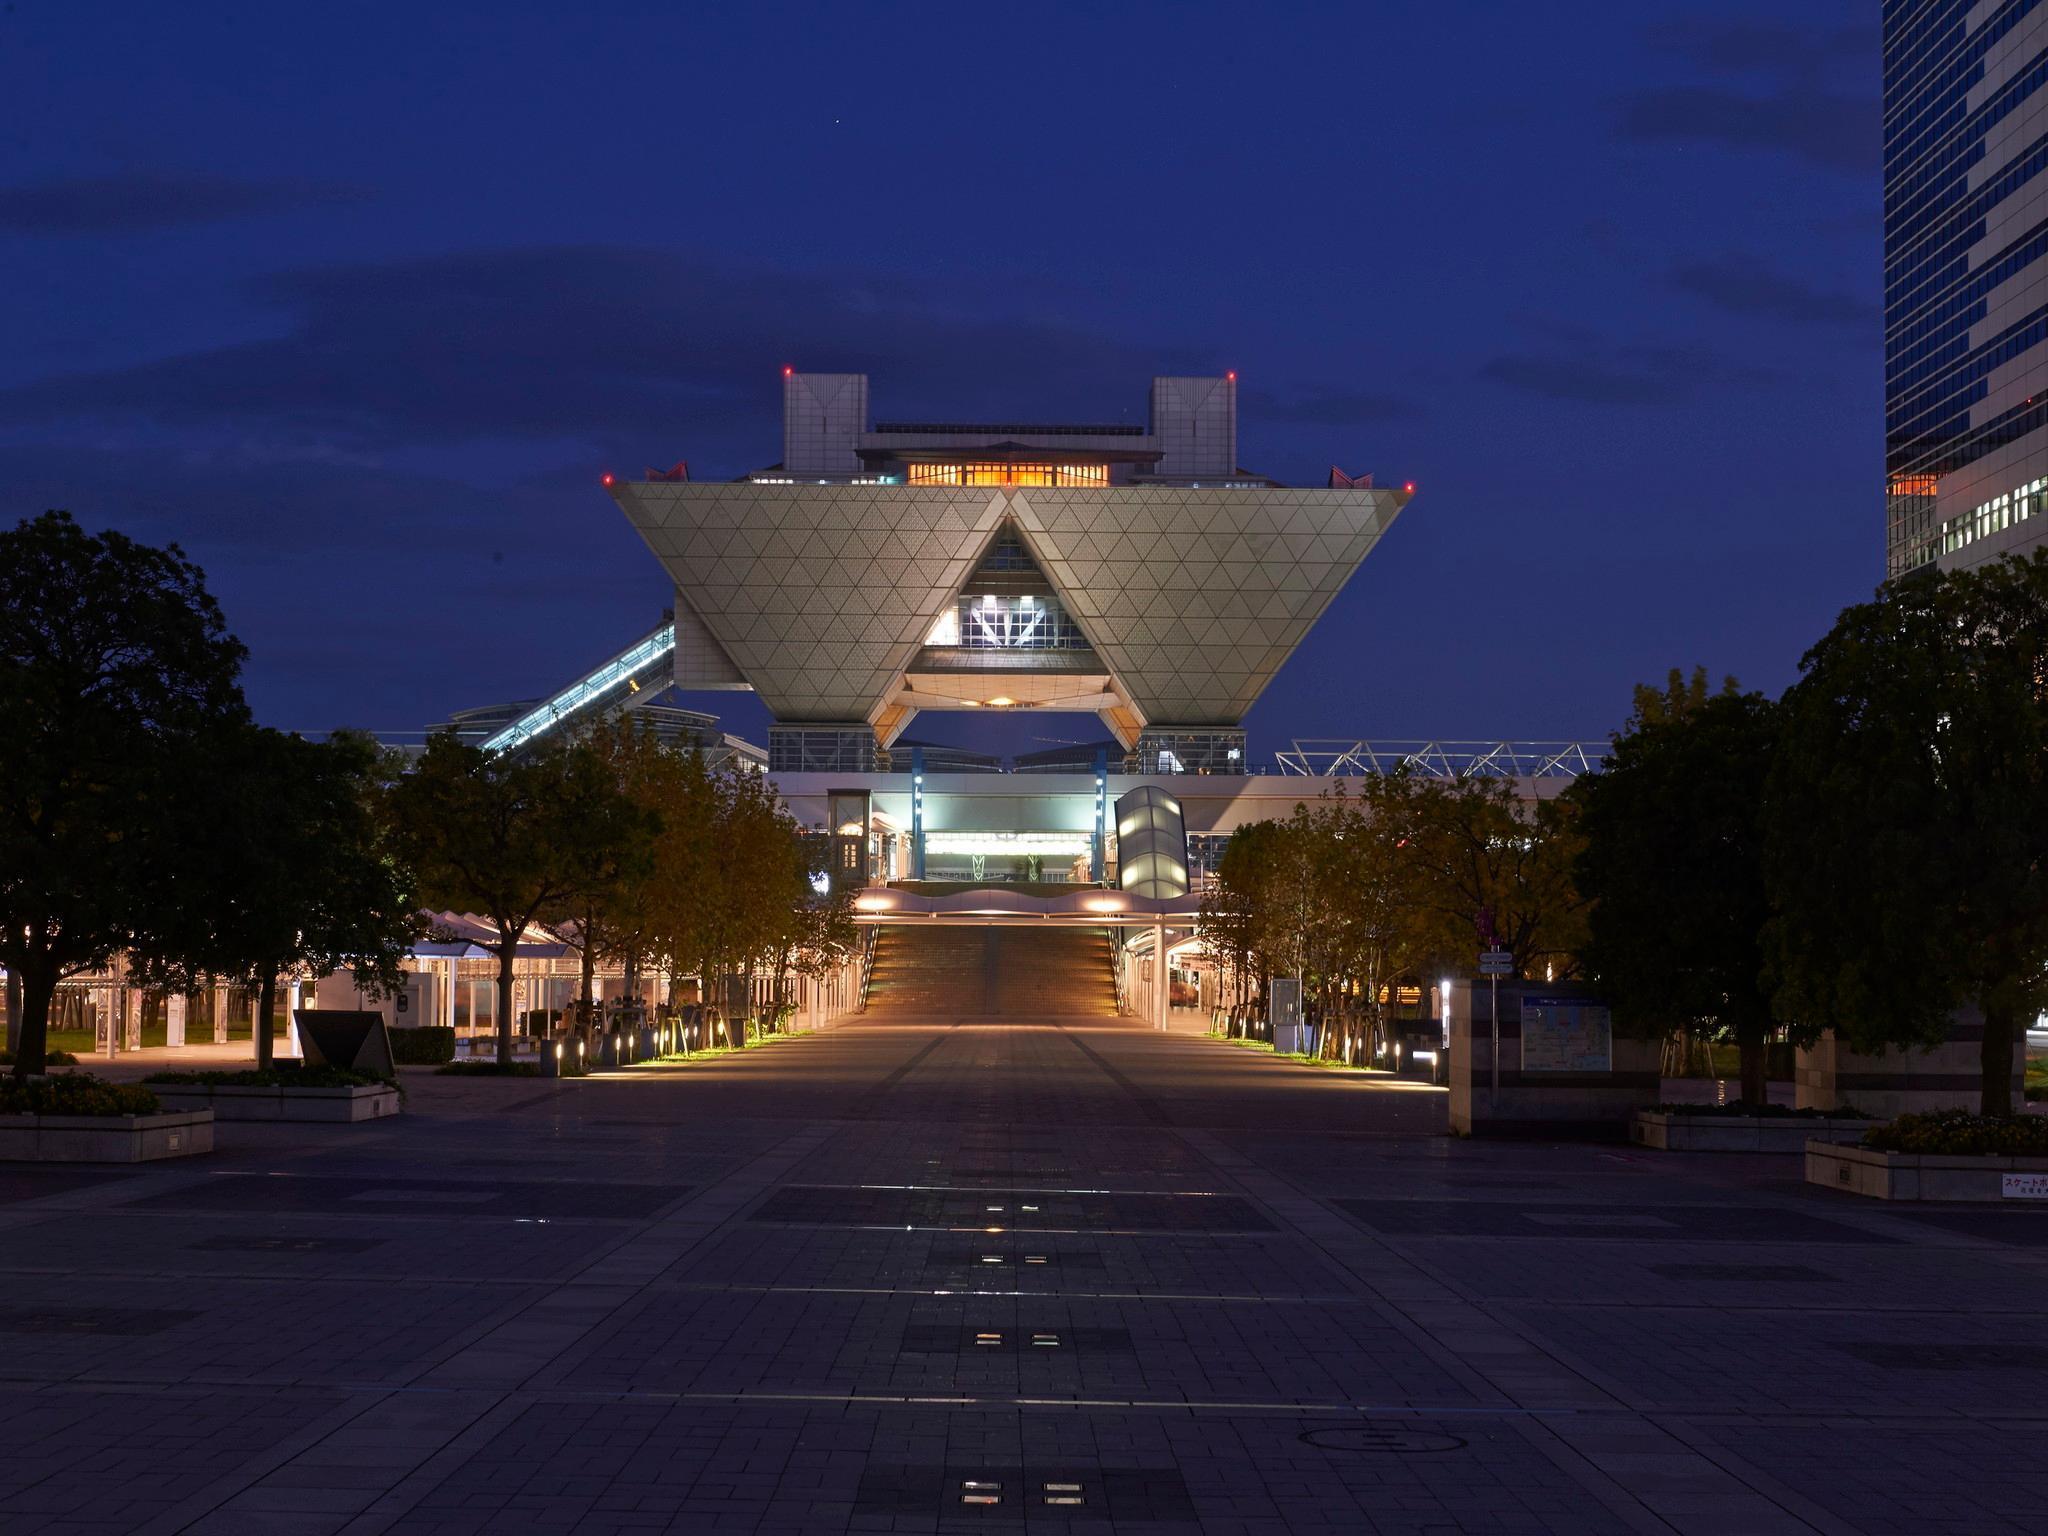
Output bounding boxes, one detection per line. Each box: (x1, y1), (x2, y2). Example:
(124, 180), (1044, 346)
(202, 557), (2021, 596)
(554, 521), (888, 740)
(1274, 740), (1610, 780)
(855, 926), (880, 1012)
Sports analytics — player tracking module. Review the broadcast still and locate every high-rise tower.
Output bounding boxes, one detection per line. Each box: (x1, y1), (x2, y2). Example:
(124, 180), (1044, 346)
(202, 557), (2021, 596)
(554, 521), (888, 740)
(1884, 3), (2048, 575)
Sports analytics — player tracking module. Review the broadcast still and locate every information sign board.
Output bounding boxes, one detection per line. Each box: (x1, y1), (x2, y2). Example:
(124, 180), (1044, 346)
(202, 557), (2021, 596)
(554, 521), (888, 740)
(1519, 996), (1612, 1073)
(2003, 1173), (2048, 1200)
(1478, 948), (1513, 976)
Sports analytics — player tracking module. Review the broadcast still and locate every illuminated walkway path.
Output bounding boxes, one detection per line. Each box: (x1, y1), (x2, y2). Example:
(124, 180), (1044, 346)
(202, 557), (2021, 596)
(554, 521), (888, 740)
(0, 1015), (2036, 1534)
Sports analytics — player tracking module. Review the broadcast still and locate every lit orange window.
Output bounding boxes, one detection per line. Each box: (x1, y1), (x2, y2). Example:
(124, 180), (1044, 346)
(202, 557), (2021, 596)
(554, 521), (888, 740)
(906, 462), (1109, 487)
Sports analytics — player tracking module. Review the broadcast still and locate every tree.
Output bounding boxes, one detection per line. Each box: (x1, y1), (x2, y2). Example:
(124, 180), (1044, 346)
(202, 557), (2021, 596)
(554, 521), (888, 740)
(133, 727), (420, 1067)
(1765, 554), (2048, 1115)
(1197, 784), (1430, 1055)
(385, 732), (643, 1065)
(1576, 686), (1790, 1103)
(538, 724), (662, 1022)
(1630, 665), (1739, 729)
(0, 512), (248, 1077)
(1396, 773), (1587, 982)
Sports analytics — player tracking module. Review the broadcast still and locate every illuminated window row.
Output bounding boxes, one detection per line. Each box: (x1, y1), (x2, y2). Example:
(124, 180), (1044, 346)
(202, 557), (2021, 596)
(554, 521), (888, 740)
(905, 463), (1110, 487)
(1940, 472), (2048, 556)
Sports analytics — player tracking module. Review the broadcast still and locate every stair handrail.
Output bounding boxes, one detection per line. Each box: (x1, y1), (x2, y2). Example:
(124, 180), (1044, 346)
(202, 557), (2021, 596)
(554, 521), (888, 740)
(856, 925), (880, 1012)
(1109, 929), (1130, 1017)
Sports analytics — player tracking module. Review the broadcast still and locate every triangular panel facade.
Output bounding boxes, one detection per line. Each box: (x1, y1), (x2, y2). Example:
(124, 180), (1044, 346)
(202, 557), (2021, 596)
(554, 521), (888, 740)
(613, 481), (1408, 730)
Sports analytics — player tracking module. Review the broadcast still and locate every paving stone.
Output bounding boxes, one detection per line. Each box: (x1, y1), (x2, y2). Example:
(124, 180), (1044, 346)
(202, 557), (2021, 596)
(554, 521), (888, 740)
(0, 1015), (2030, 1532)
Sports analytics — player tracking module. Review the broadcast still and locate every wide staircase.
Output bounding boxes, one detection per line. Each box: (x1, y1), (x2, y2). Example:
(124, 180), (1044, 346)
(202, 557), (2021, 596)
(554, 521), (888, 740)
(864, 926), (1120, 1017)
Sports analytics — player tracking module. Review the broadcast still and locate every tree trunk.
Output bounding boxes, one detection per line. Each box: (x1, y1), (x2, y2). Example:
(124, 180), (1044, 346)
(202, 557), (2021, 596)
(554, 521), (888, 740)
(1735, 1019), (1768, 1108)
(1981, 1001), (2017, 1117)
(254, 973), (276, 1069)
(11, 961), (57, 1080)
(496, 944), (517, 1068)
(5, 969), (21, 1057)
(578, 925), (596, 1012)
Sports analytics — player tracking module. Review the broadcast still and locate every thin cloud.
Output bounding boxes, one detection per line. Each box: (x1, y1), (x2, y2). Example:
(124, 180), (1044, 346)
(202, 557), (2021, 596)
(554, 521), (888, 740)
(1479, 341), (1772, 405)
(1671, 256), (1876, 327)
(0, 172), (369, 235)
(1614, 87), (1876, 173)
(1243, 384), (1422, 427)
(1643, 19), (1879, 78)
(0, 246), (1214, 469)
(1614, 17), (1879, 174)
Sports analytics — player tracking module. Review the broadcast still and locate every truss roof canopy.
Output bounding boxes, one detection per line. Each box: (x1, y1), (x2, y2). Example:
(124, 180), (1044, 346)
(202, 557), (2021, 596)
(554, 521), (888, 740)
(610, 481), (1410, 730)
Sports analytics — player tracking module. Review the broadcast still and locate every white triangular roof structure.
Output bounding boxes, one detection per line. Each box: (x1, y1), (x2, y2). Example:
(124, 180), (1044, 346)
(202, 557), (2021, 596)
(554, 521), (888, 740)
(611, 481), (1409, 738)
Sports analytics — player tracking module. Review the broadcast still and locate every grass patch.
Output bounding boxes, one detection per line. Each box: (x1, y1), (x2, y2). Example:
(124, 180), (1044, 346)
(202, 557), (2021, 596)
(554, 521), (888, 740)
(2025, 1056), (2048, 1102)
(623, 1033), (812, 1069)
(1207, 1033), (1389, 1074)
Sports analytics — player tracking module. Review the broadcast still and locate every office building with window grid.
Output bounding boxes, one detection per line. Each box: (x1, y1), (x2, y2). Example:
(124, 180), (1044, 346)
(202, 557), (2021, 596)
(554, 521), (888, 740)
(1885, 2), (2048, 575)
(609, 372), (1412, 773)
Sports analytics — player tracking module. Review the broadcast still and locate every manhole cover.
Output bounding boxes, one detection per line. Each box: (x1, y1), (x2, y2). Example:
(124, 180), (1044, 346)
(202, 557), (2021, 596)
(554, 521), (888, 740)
(1300, 1425), (1466, 1454)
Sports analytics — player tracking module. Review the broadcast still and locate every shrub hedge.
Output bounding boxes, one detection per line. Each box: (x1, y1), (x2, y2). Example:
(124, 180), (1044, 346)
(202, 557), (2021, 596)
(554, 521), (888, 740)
(388, 1026), (456, 1065)
(1862, 1109), (2048, 1157)
(144, 1065), (386, 1089)
(0, 1075), (160, 1116)
(1652, 1102), (1868, 1119)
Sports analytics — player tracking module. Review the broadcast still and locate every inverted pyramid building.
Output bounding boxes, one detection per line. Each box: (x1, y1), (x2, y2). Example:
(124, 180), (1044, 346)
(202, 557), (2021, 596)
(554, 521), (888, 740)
(609, 372), (1411, 771)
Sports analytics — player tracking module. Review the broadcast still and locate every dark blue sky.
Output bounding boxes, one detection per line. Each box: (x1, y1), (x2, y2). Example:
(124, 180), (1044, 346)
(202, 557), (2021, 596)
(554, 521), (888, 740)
(0, 1), (1879, 760)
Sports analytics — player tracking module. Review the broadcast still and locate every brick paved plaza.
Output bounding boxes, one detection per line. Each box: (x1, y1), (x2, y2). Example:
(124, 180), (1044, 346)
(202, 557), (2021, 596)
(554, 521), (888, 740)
(0, 1015), (2041, 1535)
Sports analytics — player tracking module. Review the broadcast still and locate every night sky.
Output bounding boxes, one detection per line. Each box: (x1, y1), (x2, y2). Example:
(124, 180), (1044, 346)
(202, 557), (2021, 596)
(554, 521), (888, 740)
(1, 2), (1879, 761)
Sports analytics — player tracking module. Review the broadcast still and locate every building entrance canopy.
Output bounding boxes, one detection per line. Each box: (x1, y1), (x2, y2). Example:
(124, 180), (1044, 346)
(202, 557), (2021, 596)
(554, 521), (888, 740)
(850, 885), (1201, 926)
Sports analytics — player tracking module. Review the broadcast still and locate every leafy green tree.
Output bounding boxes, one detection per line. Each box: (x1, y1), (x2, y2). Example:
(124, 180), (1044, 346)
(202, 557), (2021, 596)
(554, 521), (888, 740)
(385, 732), (643, 1065)
(539, 724), (662, 1020)
(133, 727), (420, 1067)
(1396, 773), (1587, 982)
(1577, 687), (1790, 1103)
(0, 512), (247, 1077)
(1630, 665), (1739, 729)
(1765, 554), (2048, 1115)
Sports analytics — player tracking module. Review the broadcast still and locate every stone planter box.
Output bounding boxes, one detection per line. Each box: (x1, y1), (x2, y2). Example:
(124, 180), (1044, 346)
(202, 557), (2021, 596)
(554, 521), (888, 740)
(1632, 1111), (1870, 1153)
(1806, 1139), (2048, 1201)
(0, 1110), (213, 1163)
(148, 1083), (401, 1123)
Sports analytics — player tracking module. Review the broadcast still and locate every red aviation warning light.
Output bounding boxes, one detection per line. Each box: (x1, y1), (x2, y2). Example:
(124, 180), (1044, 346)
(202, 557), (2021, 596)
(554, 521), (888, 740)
(600, 472), (615, 487)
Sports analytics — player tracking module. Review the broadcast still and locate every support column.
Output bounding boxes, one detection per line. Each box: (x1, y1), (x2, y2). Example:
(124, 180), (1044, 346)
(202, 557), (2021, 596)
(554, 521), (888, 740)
(441, 960), (457, 1033)
(1153, 922), (1169, 1031)
(283, 976), (302, 1059)
(1091, 748), (1108, 883)
(122, 986), (142, 1051)
(910, 747), (926, 880)
(165, 993), (186, 1049)
(212, 985), (229, 1044)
